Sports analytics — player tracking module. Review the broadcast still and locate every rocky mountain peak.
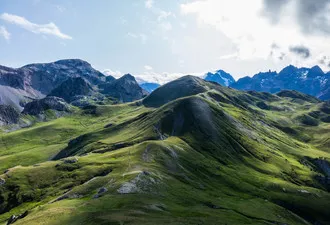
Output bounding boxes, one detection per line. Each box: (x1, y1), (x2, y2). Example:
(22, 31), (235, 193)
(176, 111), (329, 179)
(308, 65), (324, 78)
(278, 65), (298, 77)
(100, 74), (147, 102)
(120, 74), (135, 80)
(204, 70), (235, 86)
(54, 59), (92, 67)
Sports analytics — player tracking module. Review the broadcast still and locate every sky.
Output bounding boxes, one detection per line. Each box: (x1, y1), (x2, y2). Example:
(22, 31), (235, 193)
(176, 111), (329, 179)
(1, 0), (330, 84)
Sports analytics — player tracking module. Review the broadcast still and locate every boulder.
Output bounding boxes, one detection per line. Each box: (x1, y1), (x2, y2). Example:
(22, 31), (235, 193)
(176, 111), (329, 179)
(63, 157), (79, 164)
(0, 178), (5, 186)
(93, 187), (108, 199)
(7, 211), (28, 225)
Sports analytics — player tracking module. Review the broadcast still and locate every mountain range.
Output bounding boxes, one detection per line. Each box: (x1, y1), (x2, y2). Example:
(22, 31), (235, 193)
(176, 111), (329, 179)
(0, 59), (330, 225)
(0, 59), (148, 111)
(137, 65), (330, 102)
(231, 65), (330, 100)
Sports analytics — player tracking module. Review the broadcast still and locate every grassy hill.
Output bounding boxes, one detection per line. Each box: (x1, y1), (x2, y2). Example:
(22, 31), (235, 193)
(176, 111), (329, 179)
(0, 77), (330, 225)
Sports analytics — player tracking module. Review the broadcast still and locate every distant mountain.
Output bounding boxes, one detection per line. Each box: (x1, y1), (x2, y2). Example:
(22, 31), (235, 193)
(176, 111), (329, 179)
(100, 74), (148, 102)
(19, 59), (108, 93)
(140, 83), (160, 93)
(231, 65), (330, 100)
(204, 70), (235, 86)
(0, 59), (111, 110)
(0, 59), (167, 111)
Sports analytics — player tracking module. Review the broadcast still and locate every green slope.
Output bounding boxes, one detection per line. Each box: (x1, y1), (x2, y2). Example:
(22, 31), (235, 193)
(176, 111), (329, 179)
(1, 79), (330, 225)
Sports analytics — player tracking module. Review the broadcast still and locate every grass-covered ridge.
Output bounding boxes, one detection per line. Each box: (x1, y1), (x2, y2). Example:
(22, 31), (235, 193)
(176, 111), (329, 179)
(1, 77), (330, 225)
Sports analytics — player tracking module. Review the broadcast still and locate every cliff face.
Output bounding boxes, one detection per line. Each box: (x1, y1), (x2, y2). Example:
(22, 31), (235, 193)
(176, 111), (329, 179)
(0, 105), (19, 126)
(48, 77), (95, 102)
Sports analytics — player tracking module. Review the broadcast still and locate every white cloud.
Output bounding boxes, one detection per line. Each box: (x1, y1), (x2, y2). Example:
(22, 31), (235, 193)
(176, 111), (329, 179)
(219, 53), (238, 60)
(144, 65), (153, 70)
(180, 0), (330, 71)
(157, 11), (172, 21)
(144, 0), (174, 34)
(103, 68), (197, 85)
(120, 17), (127, 25)
(180, 22), (187, 29)
(103, 69), (122, 78)
(127, 32), (148, 44)
(1, 13), (72, 39)
(145, 0), (154, 9)
(135, 71), (203, 85)
(179, 59), (185, 67)
(0, 26), (10, 40)
(159, 21), (172, 31)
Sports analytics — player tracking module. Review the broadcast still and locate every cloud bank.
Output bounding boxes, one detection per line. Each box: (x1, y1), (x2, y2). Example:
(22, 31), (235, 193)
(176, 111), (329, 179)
(180, 0), (330, 70)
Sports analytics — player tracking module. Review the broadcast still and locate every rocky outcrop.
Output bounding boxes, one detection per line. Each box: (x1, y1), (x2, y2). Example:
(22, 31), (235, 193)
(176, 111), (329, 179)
(0, 178), (5, 186)
(0, 105), (20, 126)
(100, 74), (148, 102)
(117, 171), (158, 194)
(6, 211), (28, 225)
(22, 96), (70, 115)
(93, 187), (108, 199)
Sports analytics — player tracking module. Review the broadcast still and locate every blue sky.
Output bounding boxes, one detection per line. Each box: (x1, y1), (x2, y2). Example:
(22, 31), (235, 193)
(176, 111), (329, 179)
(1, 0), (330, 83)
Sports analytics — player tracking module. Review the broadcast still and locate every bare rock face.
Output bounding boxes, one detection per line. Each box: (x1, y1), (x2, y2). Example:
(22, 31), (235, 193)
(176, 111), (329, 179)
(6, 211), (28, 225)
(48, 77), (95, 102)
(100, 74), (148, 102)
(0, 105), (19, 126)
(117, 171), (158, 194)
(22, 96), (70, 116)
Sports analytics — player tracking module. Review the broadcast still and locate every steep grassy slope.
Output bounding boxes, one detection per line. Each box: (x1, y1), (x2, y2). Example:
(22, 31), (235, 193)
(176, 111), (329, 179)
(1, 79), (330, 225)
(0, 103), (150, 172)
